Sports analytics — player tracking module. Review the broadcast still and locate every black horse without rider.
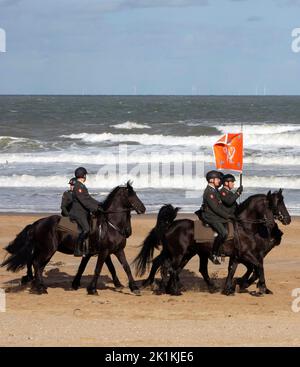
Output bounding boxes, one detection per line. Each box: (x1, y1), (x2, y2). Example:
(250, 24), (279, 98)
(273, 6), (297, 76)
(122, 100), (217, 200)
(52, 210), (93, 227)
(1, 181), (146, 295)
(134, 190), (291, 296)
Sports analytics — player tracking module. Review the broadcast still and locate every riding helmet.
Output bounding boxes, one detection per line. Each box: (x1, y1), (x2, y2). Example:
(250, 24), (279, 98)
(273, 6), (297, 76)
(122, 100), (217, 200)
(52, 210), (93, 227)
(206, 170), (223, 182)
(75, 167), (88, 178)
(68, 177), (77, 186)
(222, 174), (236, 183)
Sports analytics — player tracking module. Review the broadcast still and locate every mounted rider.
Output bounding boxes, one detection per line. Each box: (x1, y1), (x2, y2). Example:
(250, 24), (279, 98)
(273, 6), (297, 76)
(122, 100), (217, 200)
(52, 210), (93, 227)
(60, 177), (76, 217)
(69, 167), (102, 257)
(219, 174), (243, 216)
(201, 170), (235, 265)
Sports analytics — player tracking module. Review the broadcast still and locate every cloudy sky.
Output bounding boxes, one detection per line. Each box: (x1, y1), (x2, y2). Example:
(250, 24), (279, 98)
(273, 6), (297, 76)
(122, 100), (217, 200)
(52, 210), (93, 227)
(0, 0), (300, 95)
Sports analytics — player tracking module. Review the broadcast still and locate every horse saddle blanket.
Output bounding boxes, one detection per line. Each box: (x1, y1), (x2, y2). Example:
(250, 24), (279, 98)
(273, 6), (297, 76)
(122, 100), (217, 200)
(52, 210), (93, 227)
(194, 220), (234, 243)
(57, 217), (80, 235)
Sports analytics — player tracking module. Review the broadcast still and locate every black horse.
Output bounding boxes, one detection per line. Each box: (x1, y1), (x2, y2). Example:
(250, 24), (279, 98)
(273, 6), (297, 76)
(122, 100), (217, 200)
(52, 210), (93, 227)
(134, 190), (290, 296)
(2, 181), (146, 295)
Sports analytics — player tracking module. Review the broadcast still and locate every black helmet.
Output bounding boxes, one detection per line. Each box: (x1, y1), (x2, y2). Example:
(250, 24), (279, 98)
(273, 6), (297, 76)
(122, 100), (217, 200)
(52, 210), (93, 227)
(75, 167), (88, 178)
(206, 170), (223, 182)
(68, 177), (77, 186)
(222, 174), (236, 183)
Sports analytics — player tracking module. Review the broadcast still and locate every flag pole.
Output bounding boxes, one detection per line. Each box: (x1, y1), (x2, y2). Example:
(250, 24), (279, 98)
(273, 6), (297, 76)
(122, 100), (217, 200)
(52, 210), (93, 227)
(239, 121), (243, 202)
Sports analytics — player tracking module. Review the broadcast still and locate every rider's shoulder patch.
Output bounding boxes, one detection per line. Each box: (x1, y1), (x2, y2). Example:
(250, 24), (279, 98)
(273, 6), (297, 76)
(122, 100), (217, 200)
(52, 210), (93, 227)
(222, 191), (226, 196)
(78, 188), (83, 193)
(210, 194), (215, 199)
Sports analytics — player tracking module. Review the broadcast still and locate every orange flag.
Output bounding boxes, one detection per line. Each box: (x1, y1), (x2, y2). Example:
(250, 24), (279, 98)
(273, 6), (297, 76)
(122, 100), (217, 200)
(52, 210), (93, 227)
(213, 133), (243, 172)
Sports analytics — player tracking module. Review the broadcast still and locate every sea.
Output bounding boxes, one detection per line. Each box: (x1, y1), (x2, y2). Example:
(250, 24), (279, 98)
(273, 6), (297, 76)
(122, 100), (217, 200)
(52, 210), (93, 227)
(0, 95), (299, 214)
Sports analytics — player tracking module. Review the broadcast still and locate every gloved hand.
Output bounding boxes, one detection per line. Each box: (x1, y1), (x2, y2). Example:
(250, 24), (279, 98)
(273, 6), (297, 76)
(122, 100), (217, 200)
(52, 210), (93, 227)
(228, 214), (236, 221)
(236, 185), (243, 195)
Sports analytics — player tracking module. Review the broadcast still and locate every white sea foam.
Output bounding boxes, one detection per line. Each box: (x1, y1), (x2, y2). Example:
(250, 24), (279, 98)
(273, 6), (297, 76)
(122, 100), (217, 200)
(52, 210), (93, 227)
(0, 151), (299, 166)
(0, 174), (299, 190)
(61, 130), (300, 148)
(111, 121), (151, 129)
(216, 124), (300, 135)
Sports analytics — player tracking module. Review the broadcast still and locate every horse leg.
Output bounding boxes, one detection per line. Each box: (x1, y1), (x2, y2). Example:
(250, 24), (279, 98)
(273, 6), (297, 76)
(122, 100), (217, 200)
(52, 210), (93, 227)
(166, 257), (183, 296)
(32, 258), (49, 294)
(236, 262), (254, 292)
(222, 257), (238, 296)
(72, 255), (91, 290)
(142, 254), (163, 288)
(87, 250), (109, 295)
(115, 249), (140, 295)
(105, 255), (124, 289)
(21, 262), (34, 285)
(255, 260), (272, 295)
(199, 254), (219, 293)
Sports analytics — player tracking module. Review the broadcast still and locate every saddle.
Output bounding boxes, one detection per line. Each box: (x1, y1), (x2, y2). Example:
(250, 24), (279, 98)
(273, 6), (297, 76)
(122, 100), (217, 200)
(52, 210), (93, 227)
(194, 219), (234, 243)
(57, 216), (81, 235)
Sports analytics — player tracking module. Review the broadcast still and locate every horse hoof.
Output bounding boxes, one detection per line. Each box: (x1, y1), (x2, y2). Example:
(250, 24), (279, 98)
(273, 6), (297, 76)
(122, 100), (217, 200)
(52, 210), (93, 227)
(222, 288), (235, 296)
(114, 282), (124, 290)
(132, 289), (141, 296)
(31, 287), (48, 295)
(87, 288), (98, 296)
(265, 288), (273, 295)
(208, 285), (219, 294)
(250, 291), (263, 297)
(72, 282), (80, 290)
(167, 289), (182, 296)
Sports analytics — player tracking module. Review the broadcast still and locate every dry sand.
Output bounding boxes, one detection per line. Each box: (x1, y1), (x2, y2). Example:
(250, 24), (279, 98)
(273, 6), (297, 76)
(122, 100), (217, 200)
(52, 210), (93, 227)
(0, 213), (300, 347)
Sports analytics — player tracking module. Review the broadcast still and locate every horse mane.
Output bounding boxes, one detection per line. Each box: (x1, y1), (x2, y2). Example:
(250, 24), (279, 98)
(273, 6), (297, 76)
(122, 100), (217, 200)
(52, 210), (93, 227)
(236, 194), (266, 215)
(102, 185), (122, 210)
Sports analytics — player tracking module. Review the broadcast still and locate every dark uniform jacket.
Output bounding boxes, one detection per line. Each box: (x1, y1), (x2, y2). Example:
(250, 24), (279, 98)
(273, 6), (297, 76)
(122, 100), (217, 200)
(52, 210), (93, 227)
(219, 187), (239, 216)
(69, 181), (99, 219)
(60, 190), (73, 217)
(201, 185), (231, 224)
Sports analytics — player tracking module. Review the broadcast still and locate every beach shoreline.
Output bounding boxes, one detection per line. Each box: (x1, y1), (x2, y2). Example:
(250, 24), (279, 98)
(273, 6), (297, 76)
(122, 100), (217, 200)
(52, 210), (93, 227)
(0, 213), (300, 346)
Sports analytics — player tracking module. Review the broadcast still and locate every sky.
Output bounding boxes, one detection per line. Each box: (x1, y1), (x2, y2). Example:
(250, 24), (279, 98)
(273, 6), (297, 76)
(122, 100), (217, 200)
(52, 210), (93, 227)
(0, 0), (300, 95)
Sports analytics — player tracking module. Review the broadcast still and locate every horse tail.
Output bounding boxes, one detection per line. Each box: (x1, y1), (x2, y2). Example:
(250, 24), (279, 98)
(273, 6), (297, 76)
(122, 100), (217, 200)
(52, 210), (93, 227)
(1, 224), (35, 272)
(133, 204), (180, 276)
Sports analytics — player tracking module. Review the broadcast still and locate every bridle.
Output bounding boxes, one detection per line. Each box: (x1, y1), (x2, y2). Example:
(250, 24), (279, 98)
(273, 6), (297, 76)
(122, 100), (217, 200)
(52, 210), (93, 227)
(97, 192), (143, 238)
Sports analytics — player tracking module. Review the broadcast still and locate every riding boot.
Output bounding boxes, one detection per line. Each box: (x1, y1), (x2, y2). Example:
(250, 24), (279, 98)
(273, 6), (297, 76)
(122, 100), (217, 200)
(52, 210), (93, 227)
(74, 232), (86, 257)
(210, 236), (223, 265)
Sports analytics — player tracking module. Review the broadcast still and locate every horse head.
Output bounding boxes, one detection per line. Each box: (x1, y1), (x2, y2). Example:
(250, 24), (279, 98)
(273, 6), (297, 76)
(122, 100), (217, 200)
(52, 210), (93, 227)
(267, 189), (291, 225)
(101, 181), (146, 215)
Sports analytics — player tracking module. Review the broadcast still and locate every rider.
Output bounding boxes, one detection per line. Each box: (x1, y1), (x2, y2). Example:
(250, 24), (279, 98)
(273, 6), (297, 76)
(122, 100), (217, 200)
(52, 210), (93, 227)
(69, 167), (102, 257)
(201, 170), (235, 265)
(219, 174), (243, 216)
(60, 177), (76, 217)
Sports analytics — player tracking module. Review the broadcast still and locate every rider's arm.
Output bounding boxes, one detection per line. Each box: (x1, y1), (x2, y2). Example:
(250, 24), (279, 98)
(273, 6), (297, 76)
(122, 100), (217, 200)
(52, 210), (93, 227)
(220, 191), (239, 206)
(74, 186), (99, 212)
(61, 193), (71, 216)
(206, 194), (230, 219)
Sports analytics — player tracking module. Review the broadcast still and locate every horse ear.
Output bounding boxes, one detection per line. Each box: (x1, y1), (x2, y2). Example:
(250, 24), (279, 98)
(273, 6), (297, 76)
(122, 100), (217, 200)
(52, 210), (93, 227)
(267, 190), (271, 197)
(279, 188), (283, 194)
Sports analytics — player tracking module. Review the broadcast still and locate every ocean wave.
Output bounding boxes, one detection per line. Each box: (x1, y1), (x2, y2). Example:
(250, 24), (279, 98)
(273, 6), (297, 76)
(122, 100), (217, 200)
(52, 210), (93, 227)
(111, 121), (151, 129)
(60, 132), (214, 146)
(216, 124), (300, 135)
(0, 174), (299, 190)
(61, 131), (300, 148)
(0, 151), (299, 166)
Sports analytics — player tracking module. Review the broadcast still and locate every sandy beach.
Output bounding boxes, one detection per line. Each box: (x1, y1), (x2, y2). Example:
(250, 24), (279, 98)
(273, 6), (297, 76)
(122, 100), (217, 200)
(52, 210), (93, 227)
(0, 213), (300, 347)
